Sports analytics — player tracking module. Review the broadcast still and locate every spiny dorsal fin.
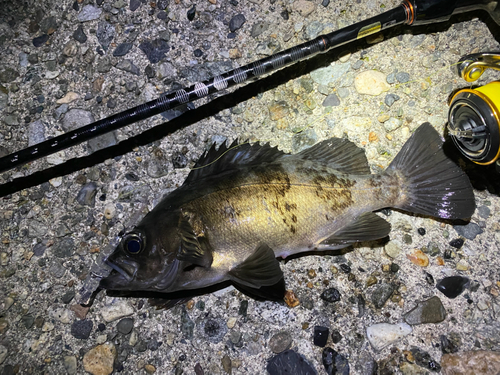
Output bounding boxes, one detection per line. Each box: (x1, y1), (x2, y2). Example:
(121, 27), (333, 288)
(176, 216), (213, 268)
(228, 244), (283, 289)
(295, 137), (371, 174)
(184, 140), (286, 185)
(318, 212), (390, 249)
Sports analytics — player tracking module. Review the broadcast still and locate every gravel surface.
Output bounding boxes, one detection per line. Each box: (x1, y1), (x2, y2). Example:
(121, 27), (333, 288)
(1, 0), (500, 374)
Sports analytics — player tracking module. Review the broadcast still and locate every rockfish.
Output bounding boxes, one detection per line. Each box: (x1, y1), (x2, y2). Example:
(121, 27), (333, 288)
(100, 123), (475, 301)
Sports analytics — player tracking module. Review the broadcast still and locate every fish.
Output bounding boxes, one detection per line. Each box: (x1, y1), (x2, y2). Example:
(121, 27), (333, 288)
(100, 122), (475, 303)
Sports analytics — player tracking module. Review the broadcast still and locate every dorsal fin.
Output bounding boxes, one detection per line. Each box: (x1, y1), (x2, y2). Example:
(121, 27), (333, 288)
(294, 137), (371, 174)
(184, 140), (286, 185)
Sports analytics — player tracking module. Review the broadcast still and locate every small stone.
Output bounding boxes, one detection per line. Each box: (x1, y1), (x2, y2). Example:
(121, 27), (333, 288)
(139, 39), (170, 63)
(292, 0), (317, 17)
(76, 182), (98, 206)
(331, 330), (342, 343)
(366, 322), (412, 351)
(310, 63), (350, 85)
(383, 117), (402, 132)
(322, 93), (340, 107)
(267, 350), (317, 375)
(117, 317), (134, 335)
(407, 249), (429, 267)
(116, 59), (140, 75)
(78, 5), (103, 22)
(56, 92), (79, 104)
(251, 22), (269, 38)
(410, 347), (441, 372)
(62, 290), (76, 304)
(449, 238), (464, 249)
(323, 347), (349, 375)
(33, 34), (49, 47)
(314, 326), (329, 347)
(221, 354), (231, 374)
(404, 296), (446, 325)
(370, 283), (394, 308)
(73, 25), (87, 43)
(453, 222), (483, 240)
(355, 70), (390, 96)
(284, 290), (300, 307)
(418, 228), (426, 236)
(396, 72), (410, 83)
(63, 356), (77, 375)
(384, 241), (401, 258)
(0, 346), (6, 365)
(21, 315), (35, 329)
(320, 288), (341, 303)
(187, 5), (196, 21)
(436, 276), (469, 299)
(130, 0), (141, 11)
(101, 301), (134, 322)
(226, 317), (237, 329)
(442, 350), (500, 374)
(269, 101), (289, 121)
(71, 319), (93, 339)
(113, 43), (133, 57)
(229, 14), (246, 32)
(440, 333), (461, 354)
(83, 343), (116, 375)
(384, 93), (400, 107)
(145, 364), (156, 374)
(269, 331), (292, 353)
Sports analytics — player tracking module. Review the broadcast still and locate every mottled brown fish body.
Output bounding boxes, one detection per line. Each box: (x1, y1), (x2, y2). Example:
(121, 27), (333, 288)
(101, 123), (475, 301)
(181, 161), (399, 266)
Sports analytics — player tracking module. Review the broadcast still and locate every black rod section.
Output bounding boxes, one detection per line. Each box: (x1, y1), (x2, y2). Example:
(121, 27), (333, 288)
(1, 5), (412, 173)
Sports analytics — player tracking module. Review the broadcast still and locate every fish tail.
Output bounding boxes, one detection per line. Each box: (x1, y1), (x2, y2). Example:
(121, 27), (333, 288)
(386, 123), (475, 219)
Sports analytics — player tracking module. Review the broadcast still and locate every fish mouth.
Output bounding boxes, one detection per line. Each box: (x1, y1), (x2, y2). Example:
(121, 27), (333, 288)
(100, 257), (139, 289)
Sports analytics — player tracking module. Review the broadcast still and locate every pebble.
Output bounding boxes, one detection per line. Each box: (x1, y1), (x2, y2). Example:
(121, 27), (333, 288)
(384, 241), (401, 258)
(221, 354), (231, 374)
(97, 21), (115, 50)
(366, 322), (412, 351)
(384, 93), (400, 107)
(269, 331), (292, 353)
(441, 350), (500, 374)
(76, 182), (98, 206)
(226, 317), (237, 329)
(404, 296), (446, 325)
(410, 347), (441, 372)
(322, 348), (349, 375)
(268, 101), (289, 120)
(331, 329), (342, 343)
(477, 205), (490, 219)
(449, 238), (464, 249)
(73, 25), (87, 43)
(117, 317), (134, 335)
(139, 39), (170, 63)
(310, 63), (350, 85)
(71, 319), (93, 339)
(63, 356), (77, 375)
(145, 364), (156, 374)
(62, 290), (76, 304)
(130, 0), (141, 11)
(305, 21), (325, 39)
(52, 237), (75, 258)
(407, 249), (429, 267)
(251, 22), (269, 38)
(313, 326), (329, 347)
(267, 350), (317, 375)
(320, 287), (341, 303)
(28, 120), (45, 147)
(101, 300), (134, 322)
(78, 5), (102, 22)
(436, 276), (469, 299)
(383, 117), (402, 132)
(370, 283), (394, 308)
(453, 222), (483, 240)
(56, 92), (79, 104)
(33, 34), (49, 47)
(51, 307), (72, 324)
(354, 70), (390, 96)
(322, 93), (340, 107)
(292, 0), (317, 17)
(396, 72), (410, 83)
(181, 307), (195, 339)
(116, 59), (140, 75)
(83, 343), (117, 375)
(229, 14), (246, 32)
(113, 42), (133, 57)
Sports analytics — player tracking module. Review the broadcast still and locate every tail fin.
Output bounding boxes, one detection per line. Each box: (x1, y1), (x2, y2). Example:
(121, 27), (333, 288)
(387, 123), (475, 219)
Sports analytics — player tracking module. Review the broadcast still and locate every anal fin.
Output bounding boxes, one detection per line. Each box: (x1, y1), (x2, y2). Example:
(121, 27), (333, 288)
(318, 212), (390, 250)
(228, 244), (283, 289)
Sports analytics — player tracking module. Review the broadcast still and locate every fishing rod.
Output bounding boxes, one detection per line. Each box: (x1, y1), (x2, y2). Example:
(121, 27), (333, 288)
(1, 0), (499, 174)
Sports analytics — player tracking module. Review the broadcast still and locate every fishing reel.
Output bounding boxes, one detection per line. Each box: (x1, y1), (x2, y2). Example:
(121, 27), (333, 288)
(447, 52), (500, 165)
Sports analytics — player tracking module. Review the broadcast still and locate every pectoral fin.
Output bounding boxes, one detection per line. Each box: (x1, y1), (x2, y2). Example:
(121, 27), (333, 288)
(177, 217), (213, 268)
(228, 244), (283, 289)
(318, 212), (390, 250)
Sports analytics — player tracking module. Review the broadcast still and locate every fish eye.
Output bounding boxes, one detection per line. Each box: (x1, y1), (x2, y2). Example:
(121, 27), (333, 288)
(122, 232), (144, 254)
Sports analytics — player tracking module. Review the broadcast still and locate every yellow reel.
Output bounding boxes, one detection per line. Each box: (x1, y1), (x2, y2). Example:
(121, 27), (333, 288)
(448, 53), (500, 165)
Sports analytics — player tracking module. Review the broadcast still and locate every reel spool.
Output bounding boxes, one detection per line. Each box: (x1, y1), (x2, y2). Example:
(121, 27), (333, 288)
(448, 53), (500, 165)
